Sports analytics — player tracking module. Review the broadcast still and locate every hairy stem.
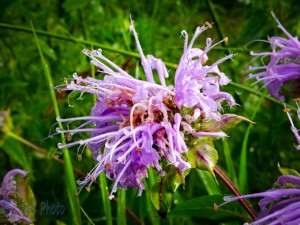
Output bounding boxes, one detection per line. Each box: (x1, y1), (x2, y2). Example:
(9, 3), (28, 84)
(214, 165), (257, 220)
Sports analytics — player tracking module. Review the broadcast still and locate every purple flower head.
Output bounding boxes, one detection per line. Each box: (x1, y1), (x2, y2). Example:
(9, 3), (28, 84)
(57, 20), (235, 199)
(0, 169), (32, 224)
(175, 26), (235, 120)
(222, 175), (300, 225)
(248, 12), (300, 102)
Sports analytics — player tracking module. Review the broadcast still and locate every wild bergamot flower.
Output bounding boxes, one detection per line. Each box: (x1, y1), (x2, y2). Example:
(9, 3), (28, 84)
(247, 12), (300, 151)
(57, 20), (238, 199)
(0, 169), (33, 224)
(223, 174), (300, 225)
(248, 12), (300, 102)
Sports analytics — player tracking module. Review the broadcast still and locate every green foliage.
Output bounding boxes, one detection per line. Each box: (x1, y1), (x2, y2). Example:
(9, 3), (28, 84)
(150, 166), (189, 218)
(15, 175), (37, 223)
(278, 163), (300, 177)
(100, 172), (113, 225)
(168, 195), (249, 222)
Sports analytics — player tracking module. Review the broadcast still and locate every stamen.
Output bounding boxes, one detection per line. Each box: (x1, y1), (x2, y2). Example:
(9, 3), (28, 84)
(66, 132), (72, 141)
(214, 203), (218, 211)
(205, 21), (212, 29)
(294, 97), (300, 102)
(135, 147), (143, 153)
(87, 173), (96, 181)
(104, 162), (113, 169)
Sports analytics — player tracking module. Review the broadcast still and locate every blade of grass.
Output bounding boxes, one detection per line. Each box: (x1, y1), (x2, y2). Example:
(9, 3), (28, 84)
(117, 189), (127, 225)
(238, 94), (264, 194)
(99, 173), (113, 225)
(80, 206), (96, 225)
(31, 21), (81, 225)
(196, 170), (221, 195)
(145, 167), (160, 225)
(222, 138), (238, 186)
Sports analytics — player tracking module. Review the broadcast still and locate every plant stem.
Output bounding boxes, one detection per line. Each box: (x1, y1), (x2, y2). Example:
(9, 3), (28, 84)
(214, 165), (257, 220)
(6, 131), (84, 177)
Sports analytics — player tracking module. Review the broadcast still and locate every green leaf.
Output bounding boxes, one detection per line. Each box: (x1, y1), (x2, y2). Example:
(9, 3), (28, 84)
(1, 137), (31, 170)
(0, 174), (36, 224)
(196, 170), (221, 195)
(0, 78), (28, 87)
(117, 189), (126, 225)
(144, 168), (161, 225)
(222, 138), (238, 186)
(278, 163), (300, 176)
(15, 175), (36, 222)
(99, 172), (113, 225)
(168, 195), (249, 223)
(239, 94), (263, 194)
(150, 166), (189, 218)
(201, 114), (253, 132)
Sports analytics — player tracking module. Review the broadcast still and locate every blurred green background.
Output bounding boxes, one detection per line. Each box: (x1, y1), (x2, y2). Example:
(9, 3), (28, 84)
(1, 0), (300, 224)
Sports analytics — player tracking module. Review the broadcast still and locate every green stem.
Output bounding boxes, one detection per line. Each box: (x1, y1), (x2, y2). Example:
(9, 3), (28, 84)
(6, 131), (47, 155)
(99, 173), (113, 225)
(80, 206), (95, 225)
(6, 131), (86, 178)
(117, 190), (127, 225)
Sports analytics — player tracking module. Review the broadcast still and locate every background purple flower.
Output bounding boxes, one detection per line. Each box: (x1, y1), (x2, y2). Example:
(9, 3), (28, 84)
(223, 174), (300, 225)
(247, 12), (300, 152)
(248, 12), (300, 102)
(0, 169), (33, 224)
(57, 21), (236, 199)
